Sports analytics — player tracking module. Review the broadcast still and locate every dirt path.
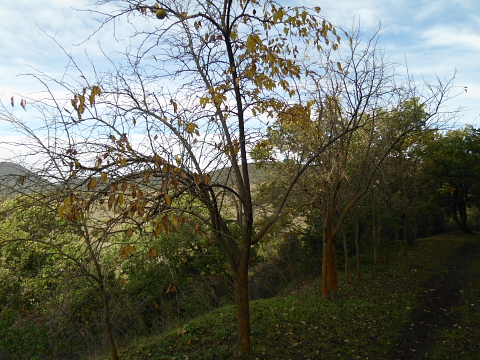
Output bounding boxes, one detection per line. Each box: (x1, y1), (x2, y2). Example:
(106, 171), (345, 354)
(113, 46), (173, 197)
(390, 238), (480, 359)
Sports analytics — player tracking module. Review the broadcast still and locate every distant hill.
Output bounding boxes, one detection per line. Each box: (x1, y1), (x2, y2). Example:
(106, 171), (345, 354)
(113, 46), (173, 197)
(0, 162), (52, 197)
(211, 163), (274, 188)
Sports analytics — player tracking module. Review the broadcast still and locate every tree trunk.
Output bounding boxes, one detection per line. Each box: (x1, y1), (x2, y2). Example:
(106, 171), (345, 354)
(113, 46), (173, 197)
(233, 263), (251, 357)
(372, 208), (377, 273)
(342, 227), (351, 283)
(374, 207), (382, 272)
(83, 225), (119, 360)
(322, 229), (338, 297)
(452, 189), (473, 233)
(322, 231), (329, 298)
(355, 212), (361, 280)
(99, 284), (119, 360)
(328, 235), (338, 292)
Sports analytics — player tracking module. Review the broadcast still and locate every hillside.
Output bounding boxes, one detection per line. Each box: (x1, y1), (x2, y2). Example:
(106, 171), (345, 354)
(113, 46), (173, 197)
(92, 232), (480, 360)
(0, 161), (52, 196)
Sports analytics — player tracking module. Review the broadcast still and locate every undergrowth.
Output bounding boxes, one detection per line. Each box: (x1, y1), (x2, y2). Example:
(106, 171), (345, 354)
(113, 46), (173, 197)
(92, 232), (480, 359)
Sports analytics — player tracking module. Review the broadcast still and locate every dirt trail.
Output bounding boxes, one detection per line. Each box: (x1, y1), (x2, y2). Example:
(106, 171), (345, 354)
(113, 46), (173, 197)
(390, 238), (480, 359)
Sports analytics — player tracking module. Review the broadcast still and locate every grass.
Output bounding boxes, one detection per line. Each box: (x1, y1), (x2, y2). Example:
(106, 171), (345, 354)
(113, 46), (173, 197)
(92, 232), (480, 360)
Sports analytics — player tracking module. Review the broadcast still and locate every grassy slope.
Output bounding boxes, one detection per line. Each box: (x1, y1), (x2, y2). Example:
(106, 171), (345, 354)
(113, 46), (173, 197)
(93, 232), (480, 360)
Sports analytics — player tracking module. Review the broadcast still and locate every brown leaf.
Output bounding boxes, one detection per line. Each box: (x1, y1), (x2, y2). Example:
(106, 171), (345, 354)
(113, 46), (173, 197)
(146, 247), (158, 259)
(165, 284), (177, 294)
(108, 194), (115, 210)
(10, 96), (14, 107)
(194, 222), (202, 233)
(118, 245), (136, 259)
(194, 173), (201, 186)
(87, 177), (98, 190)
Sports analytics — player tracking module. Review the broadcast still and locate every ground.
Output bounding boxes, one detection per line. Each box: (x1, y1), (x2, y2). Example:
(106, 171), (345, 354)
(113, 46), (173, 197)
(93, 232), (480, 360)
(389, 236), (480, 359)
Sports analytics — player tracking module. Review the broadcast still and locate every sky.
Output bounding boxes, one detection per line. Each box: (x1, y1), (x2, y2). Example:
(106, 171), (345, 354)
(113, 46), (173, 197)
(0, 0), (478, 142)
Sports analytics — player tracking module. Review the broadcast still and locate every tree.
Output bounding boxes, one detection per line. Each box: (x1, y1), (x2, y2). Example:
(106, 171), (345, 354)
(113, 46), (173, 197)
(0, 3), (457, 356)
(422, 126), (480, 233)
(250, 24), (452, 297)
(1, 0), (347, 356)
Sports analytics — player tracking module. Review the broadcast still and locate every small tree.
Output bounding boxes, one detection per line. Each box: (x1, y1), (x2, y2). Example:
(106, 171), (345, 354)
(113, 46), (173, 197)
(250, 25), (453, 297)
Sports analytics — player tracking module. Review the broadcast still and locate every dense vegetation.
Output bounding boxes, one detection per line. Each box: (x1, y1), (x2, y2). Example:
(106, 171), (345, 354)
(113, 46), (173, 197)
(1, 126), (479, 359)
(0, 0), (478, 358)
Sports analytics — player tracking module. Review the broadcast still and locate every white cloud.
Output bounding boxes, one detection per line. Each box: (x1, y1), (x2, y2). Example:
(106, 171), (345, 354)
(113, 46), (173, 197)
(420, 26), (480, 50)
(1, 0), (479, 131)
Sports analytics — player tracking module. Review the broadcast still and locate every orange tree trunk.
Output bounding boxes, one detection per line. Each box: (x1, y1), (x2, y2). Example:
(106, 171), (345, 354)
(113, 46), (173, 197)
(322, 236), (329, 298)
(327, 234), (338, 292)
(234, 264), (251, 356)
(322, 230), (339, 298)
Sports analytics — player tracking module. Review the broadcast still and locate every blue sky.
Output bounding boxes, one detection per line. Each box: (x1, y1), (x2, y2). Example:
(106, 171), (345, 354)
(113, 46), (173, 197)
(0, 0), (478, 133)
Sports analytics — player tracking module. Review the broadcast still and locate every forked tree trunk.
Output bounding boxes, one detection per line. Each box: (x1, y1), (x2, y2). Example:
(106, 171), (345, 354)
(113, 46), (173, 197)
(233, 264), (251, 357)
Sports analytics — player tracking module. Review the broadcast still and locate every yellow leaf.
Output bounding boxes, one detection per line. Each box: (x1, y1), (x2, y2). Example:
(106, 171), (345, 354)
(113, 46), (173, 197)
(165, 194), (172, 206)
(118, 245), (136, 258)
(87, 177), (98, 190)
(162, 215), (170, 233)
(101, 172), (108, 183)
(203, 173), (211, 185)
(246, 34), (261, 52)
(171, 214), (179, 228)
(117, 193), (124, 206)
(272, 8), (286, 23)
(185, 122), (198, 134)
(337, 62), (343, 72)
(233, 140), (239, 155)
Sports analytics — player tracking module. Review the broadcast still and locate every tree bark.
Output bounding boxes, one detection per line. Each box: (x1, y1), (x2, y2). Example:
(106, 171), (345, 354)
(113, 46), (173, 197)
(342, 227), (351, 283)
(100, 285), (119, 360)
(354, 211), (361, 279)
(322, 228), (338, 297)
(452, 189), (473, 234)
(233, 264), (251, 357)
